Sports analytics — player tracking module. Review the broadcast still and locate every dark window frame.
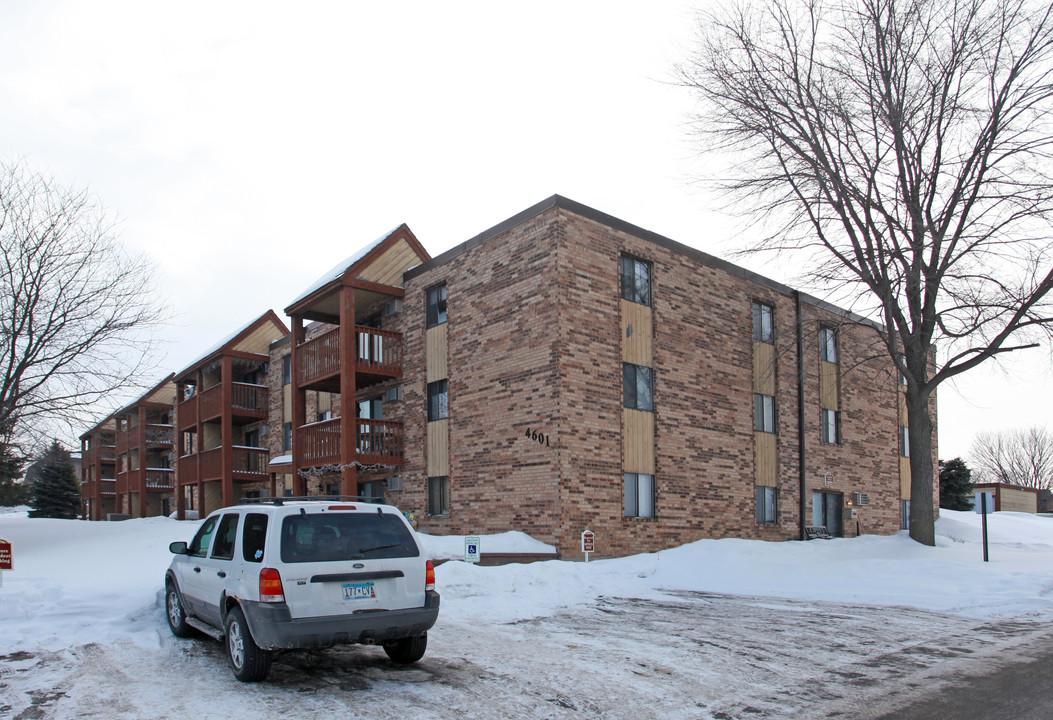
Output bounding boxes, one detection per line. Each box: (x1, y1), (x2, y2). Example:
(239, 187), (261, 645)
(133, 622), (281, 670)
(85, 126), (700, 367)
(752, 301), (774, 344)
(821, 408), (840, 444)
(623, 363), (654, 412)
(756, 486), (778, 524)
(427, 379), (449, 422)
(426, 283), (448, 329)
(210, 513), (240, 561)
(754, 393), (776, 433)
(620, 256), (652, 306)
(624, 472), (655, 518)
(820, 327), (839, 363)
(428, 476), (450, 516)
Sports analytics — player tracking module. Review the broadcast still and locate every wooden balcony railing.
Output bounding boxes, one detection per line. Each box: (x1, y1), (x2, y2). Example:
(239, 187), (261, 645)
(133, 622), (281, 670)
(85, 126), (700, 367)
(233, 446), (269, 475)
(297, 417), (404, 468)
(297, 326), (403, 387)
(232, 383), (267, 414)
(200, 447), (222, 480)
(145, 424), (173, 445)
(145, 469), (175, 490)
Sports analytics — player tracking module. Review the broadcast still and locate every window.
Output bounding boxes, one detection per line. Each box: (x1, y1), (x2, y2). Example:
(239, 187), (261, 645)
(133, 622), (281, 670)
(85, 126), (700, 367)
(210, 513), (240, 561)
(188, 515), (219, 557)
(821, 408), (840, 444)
(282, 356), (292, 385)
(752, 302), (774, 343)
(754, 393), (776, 433)
(820, 328), (839, 363)
(279, 512), (419, 564)
(900, 499), (910, 530)
(623, 363), (654, 411)
(317, 410), (332, 422)
(900, 426), (910, 457)
(756, 486), (778, 524)
(244, 429), (260, 448)
(428, 476), (450, 516)
(283, 422), (292, 452)
(427, 380), (448, 421)
(426, 284), (447, 329)
(624, 473), (655, 518)
(621, 256), (652, 306)
(242, 513), (268, 563)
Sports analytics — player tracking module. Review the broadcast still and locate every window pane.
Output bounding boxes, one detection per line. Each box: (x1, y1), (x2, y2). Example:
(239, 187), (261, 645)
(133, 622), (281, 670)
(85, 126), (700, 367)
(754, 394), (775, 433)
(900, 426), (910, 457)
(637, 474), (654, 517)
(621, 257), (651, 305)
(427, 380), (448, 421)
(635, 261), (651, 306)
(636, 366), (654, 411)
(756, 486), (777, 524)
(820, 328), (838, 363)
(428, 476), (449, 516)
(623, 473), (638, 517)
(622, 364), (635, 408)
(427, 284), (447, 328)
(753, 302), (773, 343)
(242, 513), (268, 563)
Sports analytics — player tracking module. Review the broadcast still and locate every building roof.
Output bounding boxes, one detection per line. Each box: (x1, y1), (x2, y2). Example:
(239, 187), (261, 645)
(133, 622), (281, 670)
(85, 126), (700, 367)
(405, 194), (880, 329)
(173, 310), (289, 380)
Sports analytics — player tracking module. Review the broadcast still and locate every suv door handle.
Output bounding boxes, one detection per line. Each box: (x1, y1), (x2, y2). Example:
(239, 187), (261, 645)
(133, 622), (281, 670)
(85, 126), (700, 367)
(193, 567), (202, 573)
(217, 571), (226, 578)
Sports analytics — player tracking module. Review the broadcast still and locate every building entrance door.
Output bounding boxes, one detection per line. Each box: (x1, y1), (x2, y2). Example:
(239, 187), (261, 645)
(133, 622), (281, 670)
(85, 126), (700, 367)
(812, 491), (844, 537)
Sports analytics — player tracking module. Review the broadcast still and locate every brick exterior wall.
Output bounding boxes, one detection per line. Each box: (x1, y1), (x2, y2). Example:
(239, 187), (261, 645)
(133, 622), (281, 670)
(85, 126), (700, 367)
(390, 201), (933, 558)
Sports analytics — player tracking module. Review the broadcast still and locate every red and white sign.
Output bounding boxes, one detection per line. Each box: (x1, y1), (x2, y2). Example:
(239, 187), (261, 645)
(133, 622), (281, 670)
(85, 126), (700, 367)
(0, 539), (12, 570)
(581, 530), (595, 554)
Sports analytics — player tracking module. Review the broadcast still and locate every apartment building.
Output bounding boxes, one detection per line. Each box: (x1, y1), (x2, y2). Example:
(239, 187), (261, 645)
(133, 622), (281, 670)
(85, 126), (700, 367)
(80, 375), (177, 520)
(173, 311), (288, 518)
(277, 196), (934, 558)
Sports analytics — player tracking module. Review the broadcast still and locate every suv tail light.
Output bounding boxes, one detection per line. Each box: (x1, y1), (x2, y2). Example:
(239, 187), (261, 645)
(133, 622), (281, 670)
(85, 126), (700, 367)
(259, 567), (285, 603)
(425, 560), (435, 592)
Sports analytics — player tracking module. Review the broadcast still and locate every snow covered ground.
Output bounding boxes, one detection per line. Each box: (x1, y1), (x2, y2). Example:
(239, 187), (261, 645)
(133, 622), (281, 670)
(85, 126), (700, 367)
(1, 509), (1052, 719)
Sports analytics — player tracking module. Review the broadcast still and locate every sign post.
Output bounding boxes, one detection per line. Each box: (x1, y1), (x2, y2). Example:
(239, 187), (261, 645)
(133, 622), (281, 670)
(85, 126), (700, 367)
(975, 492), (994, 562)
(0, 538), (11, 587)
(581, 529), (595, 563)
(464, 536), (481, 564)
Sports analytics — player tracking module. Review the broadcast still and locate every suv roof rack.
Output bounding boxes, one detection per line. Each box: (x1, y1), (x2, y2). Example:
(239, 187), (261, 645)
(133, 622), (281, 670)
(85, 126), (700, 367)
(237, 495), (386, 506)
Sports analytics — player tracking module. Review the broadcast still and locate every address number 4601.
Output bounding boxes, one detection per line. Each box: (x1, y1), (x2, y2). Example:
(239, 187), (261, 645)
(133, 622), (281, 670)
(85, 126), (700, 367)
(524, 427), (551, 447)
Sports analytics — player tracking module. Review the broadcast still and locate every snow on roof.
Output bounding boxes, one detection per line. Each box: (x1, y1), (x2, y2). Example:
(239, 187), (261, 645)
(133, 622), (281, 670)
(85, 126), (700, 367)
(268, 454), (293, 466)
(175, 313), (274, 378)
(290, 226), (402, 307)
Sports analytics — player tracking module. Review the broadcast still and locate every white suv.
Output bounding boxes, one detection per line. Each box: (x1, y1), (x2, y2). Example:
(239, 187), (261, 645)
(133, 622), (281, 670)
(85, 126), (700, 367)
(164, 498), (440, 682)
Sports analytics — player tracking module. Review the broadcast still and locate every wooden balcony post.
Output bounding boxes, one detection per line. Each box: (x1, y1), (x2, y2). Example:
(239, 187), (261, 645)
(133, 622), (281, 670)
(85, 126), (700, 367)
(138, 406), (148, 518)
(292, 317), (307, 495)
(221, 354), (234, 508)
(339, 285), (358, 496)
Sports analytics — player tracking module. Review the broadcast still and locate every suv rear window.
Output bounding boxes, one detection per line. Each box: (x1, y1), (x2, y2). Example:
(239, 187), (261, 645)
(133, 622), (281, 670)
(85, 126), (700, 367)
(280, 512), (420, 563)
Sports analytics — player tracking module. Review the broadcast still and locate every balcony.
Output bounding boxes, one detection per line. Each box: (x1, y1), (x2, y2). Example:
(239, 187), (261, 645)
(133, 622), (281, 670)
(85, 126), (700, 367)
(145, 424), (173, 446)
(145, 469), (175, 490)
(297, 326), (403, 392)
(297, 417), (404, 469)
(185, 446), (270, 483)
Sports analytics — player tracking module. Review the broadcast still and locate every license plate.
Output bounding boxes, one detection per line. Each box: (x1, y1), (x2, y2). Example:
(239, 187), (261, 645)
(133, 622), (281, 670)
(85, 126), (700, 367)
(342, 582), (376, 600)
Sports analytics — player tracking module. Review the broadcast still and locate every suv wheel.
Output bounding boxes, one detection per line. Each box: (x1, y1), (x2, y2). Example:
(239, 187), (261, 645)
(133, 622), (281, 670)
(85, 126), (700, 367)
(225, 606), (272, 682)
(165, 582), (194, 638)
(383, 633), (428, 664)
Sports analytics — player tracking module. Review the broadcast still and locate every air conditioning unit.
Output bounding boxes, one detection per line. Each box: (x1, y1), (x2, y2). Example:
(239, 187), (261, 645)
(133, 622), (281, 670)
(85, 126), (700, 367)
(259, 425), (269, 437)
(386, 475), (403, 492)
(385, 386), (403, 402)
(852, 492), (870, 506)
(384, 298), (403, 316)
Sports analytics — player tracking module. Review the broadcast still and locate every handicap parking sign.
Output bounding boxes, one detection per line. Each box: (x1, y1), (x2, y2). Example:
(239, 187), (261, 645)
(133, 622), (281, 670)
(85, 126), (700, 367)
(465, 536), (481, 564)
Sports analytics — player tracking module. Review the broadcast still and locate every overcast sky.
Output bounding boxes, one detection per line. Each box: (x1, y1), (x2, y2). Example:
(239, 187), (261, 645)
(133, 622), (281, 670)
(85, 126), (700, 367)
(1, 1), (1049, 462)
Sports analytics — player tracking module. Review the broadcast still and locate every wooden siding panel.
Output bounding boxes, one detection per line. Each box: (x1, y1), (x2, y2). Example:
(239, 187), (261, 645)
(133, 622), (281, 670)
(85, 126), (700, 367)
(620, 299), (653, 366)
(754, 431), (776, 486)
(753, 342), (776, 395)
(900, 457), (911, 498)
(819, 360), (839, 410)
(426, 324), (448, 383)
(359, 241), (419, 286)
(1000, 487), (1037, 513)
(427, 419), (449, 477)
(623, 409), (655, 475)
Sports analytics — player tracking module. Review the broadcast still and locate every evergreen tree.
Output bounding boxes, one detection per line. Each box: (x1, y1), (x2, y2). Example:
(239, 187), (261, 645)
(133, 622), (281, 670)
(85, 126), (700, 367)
(0, 421), (28, 506)
(939, 458), (974, 511)
(27, 441), (81, 519)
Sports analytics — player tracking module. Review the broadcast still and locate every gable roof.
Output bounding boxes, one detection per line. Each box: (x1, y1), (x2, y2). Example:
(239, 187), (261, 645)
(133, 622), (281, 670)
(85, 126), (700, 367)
(174, 310), (289, 380)
(285, 224), (430, 319)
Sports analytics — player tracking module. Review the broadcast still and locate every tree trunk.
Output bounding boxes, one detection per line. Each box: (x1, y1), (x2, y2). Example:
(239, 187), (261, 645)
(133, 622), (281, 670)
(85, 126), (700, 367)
(907, 392), (936, 546)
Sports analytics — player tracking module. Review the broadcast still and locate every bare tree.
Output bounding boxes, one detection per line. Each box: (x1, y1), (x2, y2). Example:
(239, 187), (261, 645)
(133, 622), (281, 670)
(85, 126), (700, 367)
(678, 0), (1053, 545)
(0, 160), (164, 449)
(971, 426), (1053, 488)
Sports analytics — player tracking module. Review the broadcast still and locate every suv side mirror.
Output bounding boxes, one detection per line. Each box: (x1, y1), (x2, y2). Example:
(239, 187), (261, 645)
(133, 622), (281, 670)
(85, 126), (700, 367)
(169, 541), (189, 555)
